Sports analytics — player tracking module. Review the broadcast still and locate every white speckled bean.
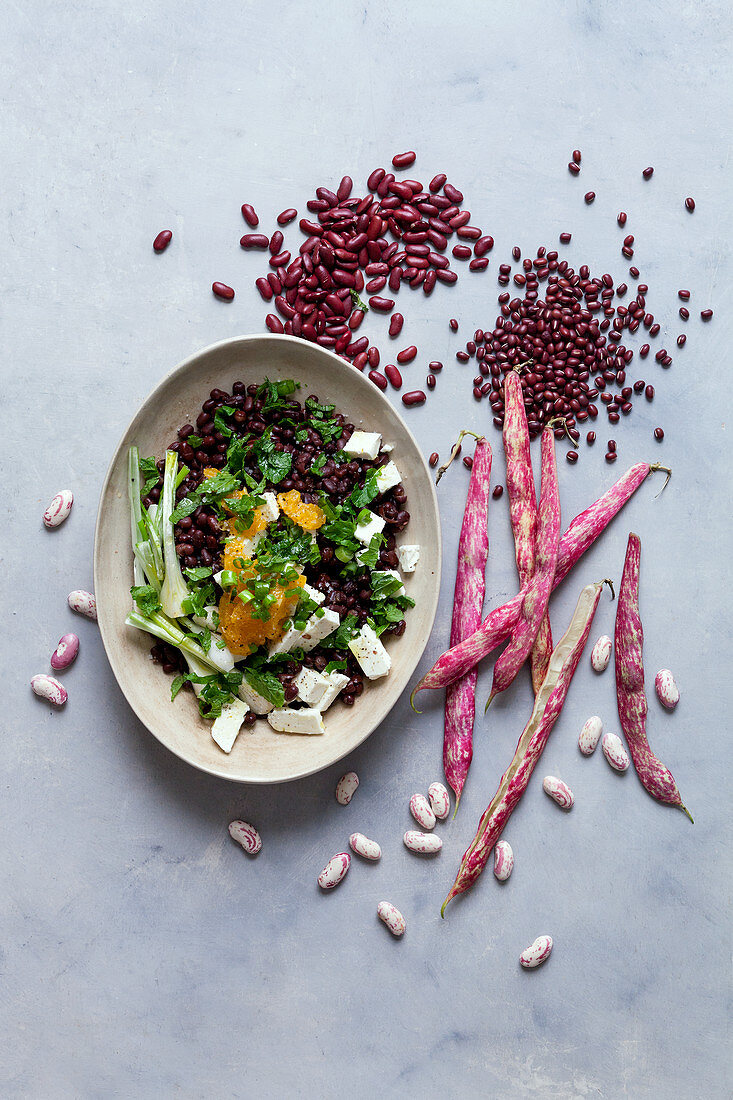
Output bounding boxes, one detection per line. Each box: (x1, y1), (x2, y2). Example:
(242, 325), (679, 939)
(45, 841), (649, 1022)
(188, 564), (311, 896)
(579, 715), (603, 755)
(493, 840), (514, 881)
(655, 669), (679, 709)
(318, 852), (351, 890)
(228, 820), (262, 855)
(520, 935), (553, 968)
(542, 776), (574, 810)
(403, 830), (442, 854)
(590, 634), (612, 672)
(43, 489), (73, 529)
(349, 833), (381, 861)
(602, 731), (630, 772)
(68, 590), (97, 621)
(335, 770), (359, 805)
(50, 632), (79, 670)
(428, 781), (450, 820)
(409, 793), (436, 830)
(31, 674), (67, 707)
(377, 901), (405, 937)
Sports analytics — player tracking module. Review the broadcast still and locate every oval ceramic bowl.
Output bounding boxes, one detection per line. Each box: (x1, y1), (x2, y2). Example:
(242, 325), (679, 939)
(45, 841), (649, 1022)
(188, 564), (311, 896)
(95, 334), (441, 783)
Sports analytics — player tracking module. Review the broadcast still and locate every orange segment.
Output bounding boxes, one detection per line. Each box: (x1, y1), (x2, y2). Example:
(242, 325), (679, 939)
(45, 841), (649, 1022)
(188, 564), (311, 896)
(277, 489), (325, 531)
(217, 554), (304, 654)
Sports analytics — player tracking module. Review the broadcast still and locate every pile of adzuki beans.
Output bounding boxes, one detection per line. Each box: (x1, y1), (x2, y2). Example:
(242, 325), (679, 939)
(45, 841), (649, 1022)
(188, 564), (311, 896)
(144, 382), (410, 712)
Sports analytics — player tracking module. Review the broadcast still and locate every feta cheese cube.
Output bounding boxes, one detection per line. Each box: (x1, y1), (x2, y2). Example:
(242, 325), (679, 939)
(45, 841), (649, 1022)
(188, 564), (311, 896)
(314, 672), (349, 712)
(373, 569), (405, 597)
(268, 623), (305, 656)
(267, 708), (325, 735)
(381, 442), (394, 453)
(293, 667), (331, 707)
(238, 678), (275, 715)
(397, 544), (420, 573)
(300, 607), (340, 651)
(259, 491), (280, 525)
(348, 624), (392, 679)
(211, 698), (249, 753)
(341, 430), (381, 460)
(354, 510), (386, 545)
(375, 461), (402, 495)
(302, 583), (325, 606)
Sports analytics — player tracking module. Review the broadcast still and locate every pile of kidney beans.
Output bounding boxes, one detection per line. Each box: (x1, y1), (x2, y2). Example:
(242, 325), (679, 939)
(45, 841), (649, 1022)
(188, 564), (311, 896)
(145, 381), (410, 709)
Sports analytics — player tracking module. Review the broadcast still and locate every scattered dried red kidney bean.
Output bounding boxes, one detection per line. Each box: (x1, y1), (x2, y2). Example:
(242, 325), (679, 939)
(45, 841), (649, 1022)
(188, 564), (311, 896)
(392, 151), (416, 169)
(153, 230), (172, 253)
(402, 390), (426, 407)
(384, 364), (402, 389)
(277, 208), (298, 226)
(212, 282), (234, 300)
(240, 233), (269, 249)
(397, 345), (417, 364)
(389, 313), (404, 337)
(368, 370), (387, 390)
(241, 203), (259, 227)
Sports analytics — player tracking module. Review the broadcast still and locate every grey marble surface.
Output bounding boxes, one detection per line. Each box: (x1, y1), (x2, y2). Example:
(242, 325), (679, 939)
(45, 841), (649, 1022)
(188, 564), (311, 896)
(2, 1), (731, 1096)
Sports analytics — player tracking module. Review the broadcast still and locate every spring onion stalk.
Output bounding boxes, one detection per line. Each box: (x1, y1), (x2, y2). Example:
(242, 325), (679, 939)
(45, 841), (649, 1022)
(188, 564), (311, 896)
(177, 616), (236, 672)
(159, 451), (191, 618)
(125, 609), (225, 673)
(128, 447), (146, 587)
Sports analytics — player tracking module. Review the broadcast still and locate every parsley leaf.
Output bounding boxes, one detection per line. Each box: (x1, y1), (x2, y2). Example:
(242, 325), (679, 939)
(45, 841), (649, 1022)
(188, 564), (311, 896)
(131, 584), (161, 616)
(319, 613), (359, 649)
(252, 429), (293, 484)
(138, 457), (160, 497)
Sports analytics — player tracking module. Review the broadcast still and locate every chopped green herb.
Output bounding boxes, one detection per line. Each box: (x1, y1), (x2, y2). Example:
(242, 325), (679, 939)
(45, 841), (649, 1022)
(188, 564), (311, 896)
(131, 584), (161, 616)
(138, 456), (160, 497)
(243, 667), (285, 708)
(349, 289), (369, 312)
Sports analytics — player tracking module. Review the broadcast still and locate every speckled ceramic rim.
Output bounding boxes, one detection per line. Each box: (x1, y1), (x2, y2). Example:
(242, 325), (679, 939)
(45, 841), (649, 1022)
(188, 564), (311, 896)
(94, 334), (442, 784)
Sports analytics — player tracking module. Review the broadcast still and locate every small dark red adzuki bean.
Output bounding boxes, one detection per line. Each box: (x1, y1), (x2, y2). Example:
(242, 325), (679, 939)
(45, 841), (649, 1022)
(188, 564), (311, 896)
(277, 208), (297, 226)
(586, 431), (596, 445)
(426, 373), (436, 390)
(492, 484), (504, 499)
(584, 191), (595, 204)
(685, 197), (695, 212)
(512, 246), (521, 260)
(212, 282), (234, 301)
(392, 151), (416, 169)
(678, 289), (691, 300)
(559, 232), (572, 243)
(449, 318), (458, 331)
(642, 166), (654, 179)
(679, 307), (690, 320)
(629, 266), (640, 278)
(153, 230), (172, 253)
(568, 162), (580, 175)
(701, 309), (714, 321)
(633, 379), (645, 394)
(645, 385), (655, 400)
(654, 427), (664, 440)
(396, 345), (417, 364)
(402, 390), (426, 407)
(616, 282), (628, 296)
(384, 364), (402, 389)
(566, 450), (579, 464)
(240, 233), (269, 249)
(622, 246), (634, 259)
(605, 451), (618, 463)
(368, 370), (387, 390)
(677, 334), (687, 347)
(429, 451), (439, 467)
(572, 149), (582, 164)
(462, 455), (473, 469)
(429, 360), (443, 372)
(241, 203), (259, 227)
(617, 211), (627, 226)
(607, 439), (617, 453)
(388, 313), (404, 337)
(649, 323), (660, 337)
(639, 343), (650, 358)
(608, 411), (620, 424)
(623, 234), (634, 247)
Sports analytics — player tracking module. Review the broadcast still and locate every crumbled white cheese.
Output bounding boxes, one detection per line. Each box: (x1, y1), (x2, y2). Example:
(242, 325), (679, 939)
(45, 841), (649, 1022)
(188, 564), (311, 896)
(397, 544), (420, 573)
(354, 510), (386, 545)
(348, 624), (392, 679)
(341, 430), (381, 460)
(267, 708), (325, 735)
(211, 698), (249, 753)
(314, 672), (350, 712)
(375, 461), (402, 495)
(293, 667), (331, 707)
(238, 678), (275, 715)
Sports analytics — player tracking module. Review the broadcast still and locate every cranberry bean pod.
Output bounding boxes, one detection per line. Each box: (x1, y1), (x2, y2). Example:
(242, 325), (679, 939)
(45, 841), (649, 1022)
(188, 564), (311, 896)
(409, 793), (436, 830)
(579, 715), (603, 755)
(493, 840), (514, 881)
(50, 633), (79, 670)
(442, 580), (608, 914)
(43, 489), (73, 529)
(404, 831), (443, 854)
(31, 673), (68, 707)
(520, 936), (553, 969)
(152, 230), (172, 253)
(602, 731), (630, 772)
(377, 901), (406, 937)
(614, 533), (692, 820)
(542, 775), (574, 810)
(317, 852), (351, 890)
(349, 833), (381, 861)
(68, 590), (97, 620)
(335, 771), (359, 805)
(228, 820), (262, 855)
(428, 782), (451, 821)
(655, 669), (679, 709)
(487, 426), (561, 706)
(444, 436), (492, 808)
(591, 634), (612, 672)
(412, 462), (671, 699)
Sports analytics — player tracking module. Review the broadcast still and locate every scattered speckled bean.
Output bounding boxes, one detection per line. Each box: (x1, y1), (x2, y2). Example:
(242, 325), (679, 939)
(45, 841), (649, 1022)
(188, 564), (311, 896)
(335, 771), (359, 805)
(68, 590), (97, 621)
(578, 715), (603, 755)
(655, 669), (679, 709)
(31, 674), (67, 707)
(403, 830), (443, 854)
(520, 935), (553, 969)
(542, 776), (574, 810)
(493, 840), (514, 881)
(318, 852), (351, 890)
(409, 793), (436, 830)
(43, 490), (74, 529)
(428, 782), (450, 821)
(228, 820), (262, 855)
(377, 901), (405, 937)
(602, 731), (630, 772)
(349, 833), (381, 861)
(51, 633), (79, 670)
(591, 634), (612, 672)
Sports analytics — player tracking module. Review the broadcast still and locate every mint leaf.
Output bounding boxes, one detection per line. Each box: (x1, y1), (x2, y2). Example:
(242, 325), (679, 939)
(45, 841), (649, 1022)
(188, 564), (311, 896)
(131, 584), (161, 616)
(243, 667), (285, 708)
(139, 457), (160, 497)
